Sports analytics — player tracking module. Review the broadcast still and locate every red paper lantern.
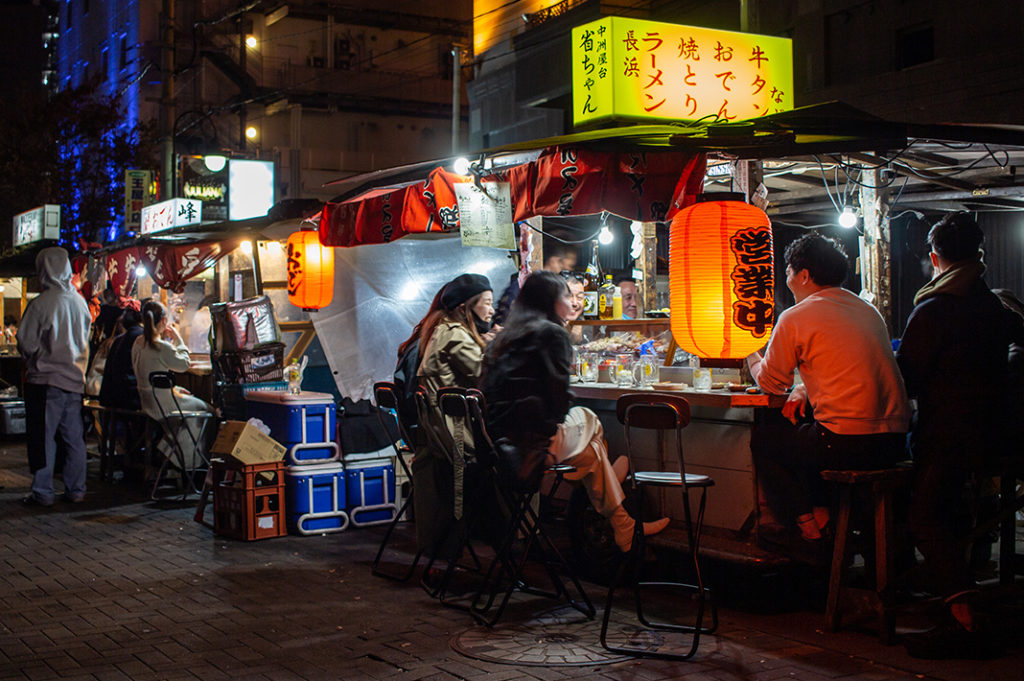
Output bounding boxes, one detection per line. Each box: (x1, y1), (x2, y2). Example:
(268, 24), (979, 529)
(669, 194), (774, 359)
(287, 230), (334, 310)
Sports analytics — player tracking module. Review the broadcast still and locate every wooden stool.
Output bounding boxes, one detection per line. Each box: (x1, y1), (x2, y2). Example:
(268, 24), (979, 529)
(970, 456), (1024, 585)
(820, 465), (913, 644)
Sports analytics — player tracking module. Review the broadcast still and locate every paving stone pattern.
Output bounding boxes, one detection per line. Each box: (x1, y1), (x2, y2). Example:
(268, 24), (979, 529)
(1, 441), (1021, 680)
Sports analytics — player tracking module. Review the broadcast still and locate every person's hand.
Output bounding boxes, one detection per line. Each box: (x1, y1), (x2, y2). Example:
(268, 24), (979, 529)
(483, 324), (503, 343)
(781, 383), (808, 425)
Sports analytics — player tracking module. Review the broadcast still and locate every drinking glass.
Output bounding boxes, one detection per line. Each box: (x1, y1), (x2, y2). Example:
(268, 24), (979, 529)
(614, 355), (634, 387)
(580, 353), (598, 383)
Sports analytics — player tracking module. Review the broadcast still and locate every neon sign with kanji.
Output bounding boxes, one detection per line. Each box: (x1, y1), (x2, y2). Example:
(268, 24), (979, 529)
(572, 17), (793, 126)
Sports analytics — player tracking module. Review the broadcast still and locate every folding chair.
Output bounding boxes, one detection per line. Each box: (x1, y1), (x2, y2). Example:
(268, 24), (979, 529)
(436, 388), (594, 627)
(600, 393), (716, 660)
(149, 371), (216, 500)
(413, 386), (484, 604)
(370, 381), (424, 581)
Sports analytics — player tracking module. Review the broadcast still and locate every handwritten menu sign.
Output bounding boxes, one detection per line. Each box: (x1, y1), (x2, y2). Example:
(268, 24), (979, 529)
(454, 181), (515, 249)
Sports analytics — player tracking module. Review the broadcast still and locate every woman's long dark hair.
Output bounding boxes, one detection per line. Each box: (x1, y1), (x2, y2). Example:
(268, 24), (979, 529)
(141, 300), (167, 349)
(488, 271), (568, 357)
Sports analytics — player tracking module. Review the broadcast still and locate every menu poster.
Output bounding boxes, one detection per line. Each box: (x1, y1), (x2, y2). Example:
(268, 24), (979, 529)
(454, 181), (515, 249)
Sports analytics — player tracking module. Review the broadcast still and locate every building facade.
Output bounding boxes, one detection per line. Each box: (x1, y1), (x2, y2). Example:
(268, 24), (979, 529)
(467, 0), (1024, 149)
(54, 0), (471, 232)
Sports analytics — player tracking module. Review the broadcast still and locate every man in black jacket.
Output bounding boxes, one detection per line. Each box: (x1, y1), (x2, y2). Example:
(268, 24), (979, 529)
(897, 212), (1024, 658)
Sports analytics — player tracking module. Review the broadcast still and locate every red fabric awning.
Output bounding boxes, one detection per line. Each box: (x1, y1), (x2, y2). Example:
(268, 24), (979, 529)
(318, 148), (707, 248)
(104, 240), (233, 296)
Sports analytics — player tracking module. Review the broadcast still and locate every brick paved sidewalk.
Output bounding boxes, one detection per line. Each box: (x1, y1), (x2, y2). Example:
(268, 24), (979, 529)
(1, 439), (1021, 681)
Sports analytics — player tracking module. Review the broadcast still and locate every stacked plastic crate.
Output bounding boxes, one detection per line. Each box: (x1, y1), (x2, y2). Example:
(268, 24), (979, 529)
(209, 296), (287, 420)
(245, 391), (350, 535)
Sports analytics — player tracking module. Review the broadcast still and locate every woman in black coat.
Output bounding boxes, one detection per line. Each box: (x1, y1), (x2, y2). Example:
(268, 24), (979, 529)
(480, 271), (667, 552)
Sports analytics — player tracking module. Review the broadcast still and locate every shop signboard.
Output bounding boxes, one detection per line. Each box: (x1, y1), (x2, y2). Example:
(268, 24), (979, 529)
(177, 156), (275, 222)
(13, 204), (60, 246)
(124, 169), (156, 231)
(228, 159), (274, 220)
(140, 198), (202, 235)
(571, 17), (793, 126)
(179, 156), (229, 222)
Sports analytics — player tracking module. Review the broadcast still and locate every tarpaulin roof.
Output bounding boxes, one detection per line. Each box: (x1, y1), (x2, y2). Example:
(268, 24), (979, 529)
(320, 101), (1024, 236)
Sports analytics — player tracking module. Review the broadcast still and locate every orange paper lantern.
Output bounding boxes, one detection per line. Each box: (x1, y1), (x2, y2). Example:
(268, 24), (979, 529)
(287, 230), (334, 310)
(669, 194), (774, 359)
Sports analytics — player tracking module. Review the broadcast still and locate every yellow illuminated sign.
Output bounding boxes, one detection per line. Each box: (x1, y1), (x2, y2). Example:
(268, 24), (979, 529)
(571, 17), (793, 126)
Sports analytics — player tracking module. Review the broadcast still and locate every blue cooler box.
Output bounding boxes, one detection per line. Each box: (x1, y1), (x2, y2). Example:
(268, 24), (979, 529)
(285, 462), (349, 535)
(345, 455), (397, 527)
(246, 391), (339, 464)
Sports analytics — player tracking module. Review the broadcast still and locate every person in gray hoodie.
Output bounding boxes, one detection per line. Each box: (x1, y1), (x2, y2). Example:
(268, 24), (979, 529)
(18, 247), (92, 506)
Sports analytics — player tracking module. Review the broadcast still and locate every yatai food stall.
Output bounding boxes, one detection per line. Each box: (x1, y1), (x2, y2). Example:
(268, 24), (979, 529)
(295, 16), (1024, 566)
(307, 96), (1024, 568)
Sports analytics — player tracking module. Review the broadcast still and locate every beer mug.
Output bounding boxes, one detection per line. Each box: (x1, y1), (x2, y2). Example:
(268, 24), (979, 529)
(578, 352), (598, 383)
(614, 354), (635, 387)
(633, 354), (659, 387)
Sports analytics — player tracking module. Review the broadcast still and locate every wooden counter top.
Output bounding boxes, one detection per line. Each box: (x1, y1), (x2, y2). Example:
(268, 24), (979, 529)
(570, 381), (787, 409)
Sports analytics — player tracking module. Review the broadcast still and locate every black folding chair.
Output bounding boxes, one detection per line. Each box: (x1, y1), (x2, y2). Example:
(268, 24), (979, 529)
(149, 371), (215, 500)
(412, 386), (483, 603)
(370, 381), (423, 581)
(436, 388), (594, 627)
(600, 393), (716, 660)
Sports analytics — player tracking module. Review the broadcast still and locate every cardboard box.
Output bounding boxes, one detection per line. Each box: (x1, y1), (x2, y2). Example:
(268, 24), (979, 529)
(211, 420), (287, 465)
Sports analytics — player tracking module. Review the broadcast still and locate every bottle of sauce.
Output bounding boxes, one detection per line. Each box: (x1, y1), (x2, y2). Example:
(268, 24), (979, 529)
(583, 240), (601, 318)
(598, 274), (615, 320)
(612, 285), (623, 319)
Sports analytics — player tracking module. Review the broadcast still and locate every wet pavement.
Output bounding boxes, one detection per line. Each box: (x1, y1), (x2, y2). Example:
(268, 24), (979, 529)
(1, 436), (1022, 680)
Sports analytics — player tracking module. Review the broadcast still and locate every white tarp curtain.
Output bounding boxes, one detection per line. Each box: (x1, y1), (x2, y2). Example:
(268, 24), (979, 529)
(310, 233), (516, 402)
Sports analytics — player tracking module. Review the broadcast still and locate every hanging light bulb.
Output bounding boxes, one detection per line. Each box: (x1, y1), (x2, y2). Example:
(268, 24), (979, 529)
(598, 224), (614, 245)
(135, 265), (147, 277)
(838, 206), (858, 229)
(452, 157), (471, 176)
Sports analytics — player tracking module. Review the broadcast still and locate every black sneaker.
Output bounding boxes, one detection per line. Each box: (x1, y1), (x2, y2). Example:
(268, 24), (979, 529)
(60, 492), (85, 503)
(903, 618), (1006, 660)
(21, 494), (54, 507)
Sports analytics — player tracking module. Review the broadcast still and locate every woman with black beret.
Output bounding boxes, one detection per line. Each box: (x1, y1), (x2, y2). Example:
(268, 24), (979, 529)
(417, 273), (495, 409)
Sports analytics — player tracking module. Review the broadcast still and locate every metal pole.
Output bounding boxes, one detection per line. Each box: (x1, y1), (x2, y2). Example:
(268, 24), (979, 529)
(160, 0), (175, 200)
(451, 44), (461, 155)
(239, 19), (247, 151)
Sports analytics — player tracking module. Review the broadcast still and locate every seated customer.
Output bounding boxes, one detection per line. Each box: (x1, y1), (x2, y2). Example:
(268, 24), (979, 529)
(480, 271), (666, 552)
(99, 306), (144, 410)
(417, 273), (494, 409)
(745, 234), (909, 558)
(132, 300), (214, 468)
(896, 214), (1024, 658)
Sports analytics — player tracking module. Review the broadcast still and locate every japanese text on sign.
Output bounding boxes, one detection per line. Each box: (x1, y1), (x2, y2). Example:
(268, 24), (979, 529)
(124, 170), (154, 231)
(139, 198), (202, 235)
(454, 182), (515, 249)
(729, 226), (774, 337)
(571, 16), (793, 125)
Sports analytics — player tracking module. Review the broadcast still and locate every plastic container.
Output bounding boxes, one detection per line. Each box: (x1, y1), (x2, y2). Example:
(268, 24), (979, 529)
(345, 457), (397, 527)
(285, 462), (349, 535)
(245, 391), (339, 464)
(212, 460), (286, 541)
(0, 399), (26, 435)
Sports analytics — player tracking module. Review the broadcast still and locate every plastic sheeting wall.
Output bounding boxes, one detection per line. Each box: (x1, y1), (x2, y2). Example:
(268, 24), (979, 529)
(310, 234), (516, 402)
